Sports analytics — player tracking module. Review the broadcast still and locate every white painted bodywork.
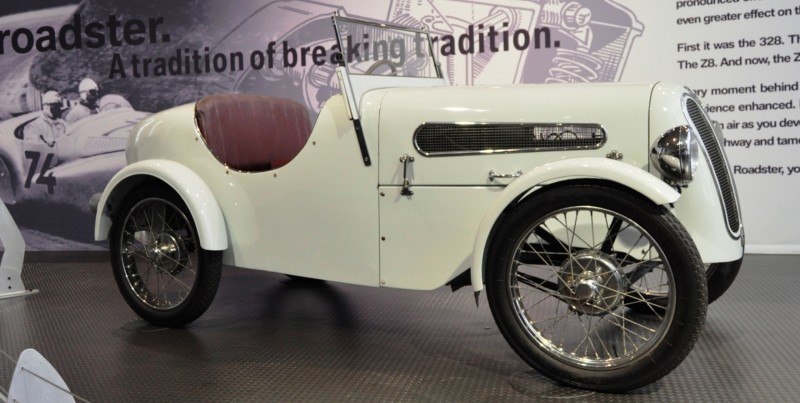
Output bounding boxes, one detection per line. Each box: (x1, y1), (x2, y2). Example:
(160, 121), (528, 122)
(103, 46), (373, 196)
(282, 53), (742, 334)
(377, 83), (654, 186)
(94, 159), (228, 251)
(649, 83), (744, 262)
(467, 158), (682, 292)
(379, 186), (503, 290)
(97, 95), (382, 286)
(95, 74), (744, 292)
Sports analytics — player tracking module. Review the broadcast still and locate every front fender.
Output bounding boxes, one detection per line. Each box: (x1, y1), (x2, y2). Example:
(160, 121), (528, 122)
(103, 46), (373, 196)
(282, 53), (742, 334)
(470, 157), (680, 292)
(94, 159), (228, 251)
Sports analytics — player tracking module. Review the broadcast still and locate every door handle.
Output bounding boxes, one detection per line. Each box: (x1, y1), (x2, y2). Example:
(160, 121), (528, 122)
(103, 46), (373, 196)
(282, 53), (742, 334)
(488, 170), (522, 182)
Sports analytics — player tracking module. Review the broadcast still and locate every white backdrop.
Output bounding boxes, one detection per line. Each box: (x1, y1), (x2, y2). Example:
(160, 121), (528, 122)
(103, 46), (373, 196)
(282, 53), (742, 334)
(618, 0), (799, 253)
(0, 0), (798, 252)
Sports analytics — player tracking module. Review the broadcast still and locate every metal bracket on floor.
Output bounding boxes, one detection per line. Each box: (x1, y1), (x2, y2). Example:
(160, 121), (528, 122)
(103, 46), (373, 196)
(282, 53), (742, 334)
(0, 200), (38, 300)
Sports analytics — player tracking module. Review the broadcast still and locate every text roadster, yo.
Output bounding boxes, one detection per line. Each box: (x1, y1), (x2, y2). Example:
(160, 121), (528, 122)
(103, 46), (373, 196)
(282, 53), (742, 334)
(93, 15), (744, 392)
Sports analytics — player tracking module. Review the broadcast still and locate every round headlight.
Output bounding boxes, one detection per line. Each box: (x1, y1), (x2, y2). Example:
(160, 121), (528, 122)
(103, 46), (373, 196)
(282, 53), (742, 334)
(650, 125), (698, 187)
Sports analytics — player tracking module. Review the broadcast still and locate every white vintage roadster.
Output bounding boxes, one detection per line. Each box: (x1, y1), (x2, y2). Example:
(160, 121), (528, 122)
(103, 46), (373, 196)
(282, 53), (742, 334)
(92, 15), (744, 392)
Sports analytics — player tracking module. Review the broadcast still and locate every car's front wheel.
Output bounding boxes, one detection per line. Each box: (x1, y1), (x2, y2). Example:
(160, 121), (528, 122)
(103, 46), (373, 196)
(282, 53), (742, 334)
(627, 258), (742, 312)
(486, 185), (707, 392)
(110, 184), (222, 328)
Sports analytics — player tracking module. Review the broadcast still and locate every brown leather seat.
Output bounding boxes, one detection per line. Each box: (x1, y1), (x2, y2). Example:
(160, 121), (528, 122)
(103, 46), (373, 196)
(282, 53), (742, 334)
(195, 94), (312, 172)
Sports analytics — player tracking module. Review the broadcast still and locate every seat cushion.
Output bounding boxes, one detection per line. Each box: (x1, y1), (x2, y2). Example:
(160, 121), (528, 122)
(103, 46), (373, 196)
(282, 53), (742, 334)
(195, 94), (312, 172)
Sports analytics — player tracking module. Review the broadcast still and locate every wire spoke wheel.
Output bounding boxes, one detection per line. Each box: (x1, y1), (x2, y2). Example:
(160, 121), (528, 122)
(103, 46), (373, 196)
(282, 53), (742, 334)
(110, 185), (222, 328)
(487, 185), (707, 392)
(510, 207), (673, 368)
(120, 198), (198, 310)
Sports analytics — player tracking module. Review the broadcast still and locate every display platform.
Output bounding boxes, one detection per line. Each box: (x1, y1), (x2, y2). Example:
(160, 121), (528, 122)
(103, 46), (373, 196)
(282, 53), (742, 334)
(1, 253), (798, 401)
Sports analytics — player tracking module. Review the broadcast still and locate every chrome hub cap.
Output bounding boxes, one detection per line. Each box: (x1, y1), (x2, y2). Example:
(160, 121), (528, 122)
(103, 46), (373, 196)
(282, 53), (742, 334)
(150, 233), (183, 275)
(559, 251), (624, 315)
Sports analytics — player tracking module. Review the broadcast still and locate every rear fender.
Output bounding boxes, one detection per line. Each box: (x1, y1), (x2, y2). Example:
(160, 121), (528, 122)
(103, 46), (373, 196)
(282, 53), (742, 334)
(94, 159), (228, 250)
(470, 157), (680, 292)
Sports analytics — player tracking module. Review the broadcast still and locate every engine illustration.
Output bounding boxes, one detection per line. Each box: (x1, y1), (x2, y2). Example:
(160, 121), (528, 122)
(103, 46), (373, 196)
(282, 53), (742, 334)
(208, 0), (644, 115)
(387, 0), (644, 84)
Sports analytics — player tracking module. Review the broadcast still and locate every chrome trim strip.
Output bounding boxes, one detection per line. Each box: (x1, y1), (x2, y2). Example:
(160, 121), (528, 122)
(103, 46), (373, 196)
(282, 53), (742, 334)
(682, 93), (743, 239)
(193, 113), (257, 175)
(413, 122), (607, 157)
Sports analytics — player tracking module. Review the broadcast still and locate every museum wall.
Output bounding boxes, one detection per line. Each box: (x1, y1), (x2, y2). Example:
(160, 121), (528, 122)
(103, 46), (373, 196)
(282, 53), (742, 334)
(0, 0), (797, 252)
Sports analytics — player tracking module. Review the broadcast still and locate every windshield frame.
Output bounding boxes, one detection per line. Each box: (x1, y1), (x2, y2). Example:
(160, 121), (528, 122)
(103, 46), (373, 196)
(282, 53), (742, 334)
(331, 13), (443, 79)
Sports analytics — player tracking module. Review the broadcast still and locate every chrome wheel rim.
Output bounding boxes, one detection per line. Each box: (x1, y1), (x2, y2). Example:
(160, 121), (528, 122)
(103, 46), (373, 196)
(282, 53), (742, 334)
(509, 206), (675, 368)
(119, 198), (198, 311)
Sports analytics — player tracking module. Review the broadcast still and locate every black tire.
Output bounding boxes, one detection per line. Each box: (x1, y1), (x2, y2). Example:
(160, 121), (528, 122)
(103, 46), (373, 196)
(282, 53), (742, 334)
(486, 185), (707, 392)
(110, 184), (222, 328)
(285, 274), (325, 284)
(706, 258), (742, 304)
(629, 257), (743, 312)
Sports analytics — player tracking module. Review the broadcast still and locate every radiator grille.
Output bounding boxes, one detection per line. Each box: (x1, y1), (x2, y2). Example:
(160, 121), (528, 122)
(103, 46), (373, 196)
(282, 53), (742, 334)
(414, 123), (606, 156)
(685, 98), (741, 235)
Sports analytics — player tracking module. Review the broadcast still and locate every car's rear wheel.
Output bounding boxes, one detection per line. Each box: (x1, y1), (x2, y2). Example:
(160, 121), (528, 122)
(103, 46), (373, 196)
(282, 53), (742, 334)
(110, 184), (221, 328)
(486, 185), (707, 392)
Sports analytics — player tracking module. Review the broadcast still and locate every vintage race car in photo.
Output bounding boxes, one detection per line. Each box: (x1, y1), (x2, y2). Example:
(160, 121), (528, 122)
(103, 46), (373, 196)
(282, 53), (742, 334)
(93, 15), (744, 392)
(0, 95), (149, 212)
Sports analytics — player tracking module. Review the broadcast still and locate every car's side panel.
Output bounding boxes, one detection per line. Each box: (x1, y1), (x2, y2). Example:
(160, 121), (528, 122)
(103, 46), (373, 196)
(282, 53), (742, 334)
(377, 83), (654, 187)
(94, 159), (228, 251)
(377, 157), (682, 292)
(211, 95), (381, 286)
(467, 157), (681, 293)
(379, 186), (502, 290)
(348, 75), (447, 111)
(122, 95), (382, 286)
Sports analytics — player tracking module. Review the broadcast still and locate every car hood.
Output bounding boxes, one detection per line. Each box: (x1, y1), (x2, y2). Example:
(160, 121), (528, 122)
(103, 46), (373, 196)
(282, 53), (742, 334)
(372, 82), (657, 126)
(371, 82), (660, 186)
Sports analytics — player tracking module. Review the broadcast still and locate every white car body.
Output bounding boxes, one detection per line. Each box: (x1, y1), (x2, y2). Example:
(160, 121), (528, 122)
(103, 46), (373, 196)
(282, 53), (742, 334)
(92, 15), (744, 392)
(94, 80), (743, 291)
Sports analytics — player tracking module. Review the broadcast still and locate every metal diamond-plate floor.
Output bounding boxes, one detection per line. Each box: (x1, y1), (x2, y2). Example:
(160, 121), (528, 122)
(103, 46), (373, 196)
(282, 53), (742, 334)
(1, 253), (799, 401)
